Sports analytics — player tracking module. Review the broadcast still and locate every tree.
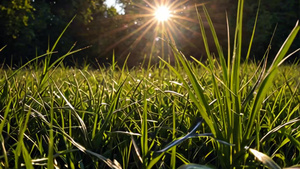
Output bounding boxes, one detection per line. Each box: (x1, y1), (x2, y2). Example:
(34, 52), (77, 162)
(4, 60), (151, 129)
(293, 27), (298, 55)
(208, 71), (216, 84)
(0, 0), (119, 66)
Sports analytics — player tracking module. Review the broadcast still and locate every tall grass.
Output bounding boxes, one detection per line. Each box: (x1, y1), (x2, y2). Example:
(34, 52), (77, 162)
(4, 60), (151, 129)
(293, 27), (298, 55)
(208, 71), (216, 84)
(160, 0), (300, 168)
(0, 0), (299, 168)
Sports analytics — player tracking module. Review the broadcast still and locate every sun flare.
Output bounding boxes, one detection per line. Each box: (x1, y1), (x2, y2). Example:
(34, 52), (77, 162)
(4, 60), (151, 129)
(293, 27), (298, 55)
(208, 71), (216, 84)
(155, 6), (171, 22)
(104, 0), (207, 59)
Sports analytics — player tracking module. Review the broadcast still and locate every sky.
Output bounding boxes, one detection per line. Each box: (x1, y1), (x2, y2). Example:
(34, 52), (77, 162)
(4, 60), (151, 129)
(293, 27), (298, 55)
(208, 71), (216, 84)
(104, 0), (125, 14)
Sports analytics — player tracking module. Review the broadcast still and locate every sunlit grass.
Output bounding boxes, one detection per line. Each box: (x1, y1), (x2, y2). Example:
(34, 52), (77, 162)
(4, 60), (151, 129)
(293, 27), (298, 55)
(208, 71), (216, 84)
(0, 57), (299, 168)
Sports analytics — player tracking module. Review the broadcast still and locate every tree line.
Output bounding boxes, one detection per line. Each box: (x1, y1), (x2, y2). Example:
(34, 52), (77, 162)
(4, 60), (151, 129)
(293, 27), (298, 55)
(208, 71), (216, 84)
(0, 0), (299, 67)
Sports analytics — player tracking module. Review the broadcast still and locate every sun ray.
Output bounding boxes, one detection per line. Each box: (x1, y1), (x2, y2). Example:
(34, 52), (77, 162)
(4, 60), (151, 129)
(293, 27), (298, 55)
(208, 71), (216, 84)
(169, 0), (189, 10)
(133, 2), (155, 13)
(144, 0), (158, 11)
(173, 3), (206, 14)
(105, 18), (156, 52)
(171, 15), (198, 23)
(172, 19), (201, 36)
(168, 21), (199, 48)
(165, 26), (176, 44)
(130, 21), (157, 49)
(150, 24), (159, 57)
(101, 0), (208, 62)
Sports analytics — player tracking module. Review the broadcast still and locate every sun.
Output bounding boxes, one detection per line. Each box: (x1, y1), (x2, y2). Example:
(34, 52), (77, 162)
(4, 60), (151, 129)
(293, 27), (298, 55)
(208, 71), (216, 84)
(155, 6), (171, 22)
(103, 0), (207, 59)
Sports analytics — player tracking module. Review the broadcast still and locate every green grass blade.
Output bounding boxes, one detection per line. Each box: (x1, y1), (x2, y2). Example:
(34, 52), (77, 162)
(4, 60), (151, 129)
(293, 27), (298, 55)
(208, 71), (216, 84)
(15, 107), (32, 168)
(21, 142), (34, 169)
(52, 80), (89, 142)
(249, 148), (281, 169)
(0, 98), (12, 168)
(195, 6), (211, 60)
(260, 117), (300, 142)
(47, 85), (54, 169)
(171, 102), (177, 169)
(0, 45), (6, 52)
(245, 0), (260, 63)
(160, 48), (216, 135)
(157, 120), (203, 153)
(141, 93), (148, 167)
(245, 21), (300, 139)
(202, 5), (228, 82)
(50, 16), (76, 53)
(147, 152), (165, 169)
(270, 21), (299, 69)
(99, 78), (126, 136)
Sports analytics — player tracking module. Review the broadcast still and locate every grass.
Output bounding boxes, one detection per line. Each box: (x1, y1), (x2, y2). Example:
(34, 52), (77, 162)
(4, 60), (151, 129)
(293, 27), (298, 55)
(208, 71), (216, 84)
(0, 60), (299, 168)
(0, 0), (300, 168)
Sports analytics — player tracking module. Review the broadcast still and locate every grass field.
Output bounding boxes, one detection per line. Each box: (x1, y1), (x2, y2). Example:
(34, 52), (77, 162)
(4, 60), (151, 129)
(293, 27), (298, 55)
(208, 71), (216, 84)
(1, 57), (300, 169)
(0, 1), (300, 168)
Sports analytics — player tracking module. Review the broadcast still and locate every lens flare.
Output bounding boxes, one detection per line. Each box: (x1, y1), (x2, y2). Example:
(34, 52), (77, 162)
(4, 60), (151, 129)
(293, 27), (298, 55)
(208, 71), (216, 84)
(155, 6), (171, 22)
(102, 0), (208, 60)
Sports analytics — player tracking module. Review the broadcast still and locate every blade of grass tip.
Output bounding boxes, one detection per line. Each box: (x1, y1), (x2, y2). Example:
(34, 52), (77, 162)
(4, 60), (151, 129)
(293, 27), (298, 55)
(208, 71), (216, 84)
(48, 43), (89, 76)
(241, 24), (278, 105)
(245, 0), (260, 64)
(122, 53), (131, 72)
(278, 48), (300, 67)
(41, 46), (87, 88)
(231, 0), (244, 92)
(269, 21), (299, 70)
(0, 45), (6, 52)
(50, 15), (76, 54)
(226, 12), (231, 77)
(6, 52), (55, 81)
(190, 56), (210, 72)
(249, 148), (281, 169)
(112, 50), (116, 71)
(40, 16), (77, 86)
(195, 6), (212, 65)
(202, 5), (228, 82)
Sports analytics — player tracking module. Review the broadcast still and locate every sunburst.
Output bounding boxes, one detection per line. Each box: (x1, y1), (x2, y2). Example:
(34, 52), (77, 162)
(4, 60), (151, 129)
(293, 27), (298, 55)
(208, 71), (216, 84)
(155, 6), (171, 22)
(103, 0), (206, 61)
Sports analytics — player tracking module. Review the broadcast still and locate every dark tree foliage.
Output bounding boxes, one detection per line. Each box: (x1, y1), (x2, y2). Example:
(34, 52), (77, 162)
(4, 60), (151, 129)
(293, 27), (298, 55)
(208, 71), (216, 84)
(0, 0), (118, 67)
(243, 0), (300, 61)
